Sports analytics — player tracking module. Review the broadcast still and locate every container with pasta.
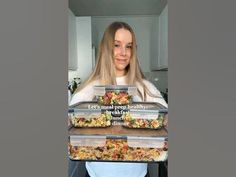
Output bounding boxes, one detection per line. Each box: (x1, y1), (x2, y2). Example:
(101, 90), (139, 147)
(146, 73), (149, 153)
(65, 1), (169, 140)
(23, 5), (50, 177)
(94, 85), (137, 105)
(68, 135), (168, 162)
(122, 109), (167, 129)
(69, 102), (112, 128)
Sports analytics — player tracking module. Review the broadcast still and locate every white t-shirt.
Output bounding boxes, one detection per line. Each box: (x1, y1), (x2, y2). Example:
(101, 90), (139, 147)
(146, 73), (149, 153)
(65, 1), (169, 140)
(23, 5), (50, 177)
(70, 76), (167, 107)
(69, 76), (167, 177)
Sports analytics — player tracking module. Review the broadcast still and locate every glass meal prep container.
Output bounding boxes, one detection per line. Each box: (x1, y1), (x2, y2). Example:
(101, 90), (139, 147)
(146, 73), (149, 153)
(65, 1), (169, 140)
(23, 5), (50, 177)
(69, 102), (112, 128)
(68, 101), (168, 128)
(68, 111), (168, 163)
(68, 135), (168, 162)
(122, 109), (167, 129)
(94, 85), (137, 105)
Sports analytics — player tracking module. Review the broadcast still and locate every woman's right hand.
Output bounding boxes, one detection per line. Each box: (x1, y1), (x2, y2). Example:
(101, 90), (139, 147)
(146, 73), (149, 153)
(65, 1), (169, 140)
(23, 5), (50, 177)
(163, 114), (168, 129)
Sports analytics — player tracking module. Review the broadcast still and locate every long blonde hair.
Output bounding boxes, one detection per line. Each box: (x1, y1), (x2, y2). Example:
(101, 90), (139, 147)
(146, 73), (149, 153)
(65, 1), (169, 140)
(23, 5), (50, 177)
(75, 21), (157, 101)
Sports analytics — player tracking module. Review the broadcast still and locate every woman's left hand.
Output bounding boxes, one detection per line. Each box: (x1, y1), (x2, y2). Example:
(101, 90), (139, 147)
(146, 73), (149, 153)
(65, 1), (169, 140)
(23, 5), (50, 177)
(163, 114), (168, 129)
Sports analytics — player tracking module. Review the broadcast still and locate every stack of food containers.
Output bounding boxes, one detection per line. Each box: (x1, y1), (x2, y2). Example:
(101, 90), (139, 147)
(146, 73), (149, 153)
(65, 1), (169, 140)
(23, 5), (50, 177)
(68, 85), (168, 162)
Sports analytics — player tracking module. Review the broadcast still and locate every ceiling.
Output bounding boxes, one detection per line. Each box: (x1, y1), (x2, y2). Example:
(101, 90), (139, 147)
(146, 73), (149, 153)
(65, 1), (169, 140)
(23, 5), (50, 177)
(69, 0), (167, 16)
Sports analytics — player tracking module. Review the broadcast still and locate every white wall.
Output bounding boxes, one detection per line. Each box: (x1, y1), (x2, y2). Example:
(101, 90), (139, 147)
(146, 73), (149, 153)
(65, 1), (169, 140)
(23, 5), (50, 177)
(91, 16), (159, 73)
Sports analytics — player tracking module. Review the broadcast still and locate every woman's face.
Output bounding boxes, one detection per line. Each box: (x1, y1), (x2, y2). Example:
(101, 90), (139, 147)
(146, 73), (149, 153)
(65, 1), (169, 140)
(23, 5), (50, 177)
(113, 28), (132, 77)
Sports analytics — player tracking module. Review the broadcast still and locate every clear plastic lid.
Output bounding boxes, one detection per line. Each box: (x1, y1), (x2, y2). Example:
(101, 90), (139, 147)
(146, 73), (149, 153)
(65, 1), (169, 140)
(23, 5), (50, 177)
(69, 108), (110, 113)
(69, 102), (113, 112)
(128, 102), (168, 112)
(69, 101), (167, 112)
(94, 85), (137, 96)
(70, 110), (111, 118)
(127, 136), (167, 148)
(124, 110), (165, 120)
(70, 135), (106, 147)
(70, 135), (167, 148)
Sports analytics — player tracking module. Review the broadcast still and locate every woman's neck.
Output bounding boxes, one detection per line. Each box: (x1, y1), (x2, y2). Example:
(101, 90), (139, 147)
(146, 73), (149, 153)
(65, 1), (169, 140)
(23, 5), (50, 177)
(115, 70), (127, 77)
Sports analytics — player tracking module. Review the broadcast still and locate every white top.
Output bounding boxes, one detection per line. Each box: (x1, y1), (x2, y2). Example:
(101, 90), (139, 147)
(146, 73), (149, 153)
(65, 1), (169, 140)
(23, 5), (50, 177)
(69, 75), (167, 177)
(70, 76), (167, 107)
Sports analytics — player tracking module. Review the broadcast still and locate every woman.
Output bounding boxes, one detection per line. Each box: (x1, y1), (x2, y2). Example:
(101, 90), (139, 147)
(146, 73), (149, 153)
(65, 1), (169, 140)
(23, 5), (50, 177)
(70, 21), (167, 177)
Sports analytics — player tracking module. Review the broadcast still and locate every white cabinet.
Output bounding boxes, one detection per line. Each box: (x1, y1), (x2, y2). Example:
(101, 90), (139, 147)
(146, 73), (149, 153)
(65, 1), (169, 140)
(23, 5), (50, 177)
(68, 9), (78, 70)
(68, 14), (93, 82)
(150, 5), (168, 70)
(158, 5), (168, 69)
(76, 17), (93, 81)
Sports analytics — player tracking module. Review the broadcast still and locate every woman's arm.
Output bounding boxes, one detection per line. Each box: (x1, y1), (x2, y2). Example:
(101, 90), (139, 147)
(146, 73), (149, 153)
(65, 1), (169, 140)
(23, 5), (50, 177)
(69, 83), (95, 106)
(143, 80), (168, 108)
